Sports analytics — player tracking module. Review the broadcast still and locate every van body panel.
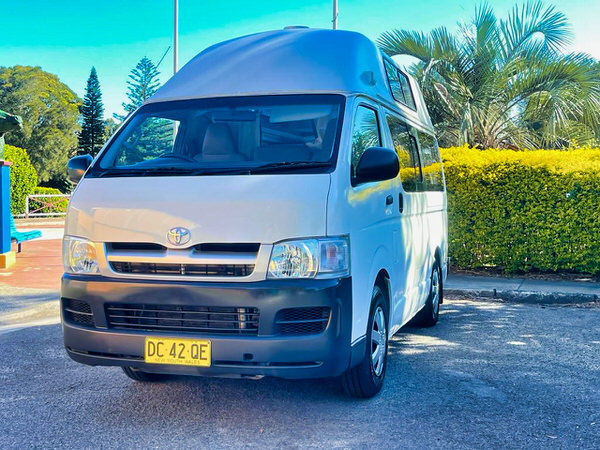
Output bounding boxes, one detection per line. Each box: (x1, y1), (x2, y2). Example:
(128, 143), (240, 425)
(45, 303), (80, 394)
(409, 191), (447, 318)
(327, 96), (399, 342)
(327, 95), (448, 342)
(66, 174), (330, 248)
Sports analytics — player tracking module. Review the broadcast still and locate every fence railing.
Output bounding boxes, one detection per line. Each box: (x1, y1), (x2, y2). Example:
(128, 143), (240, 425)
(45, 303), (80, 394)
(23, 194), (71, 218)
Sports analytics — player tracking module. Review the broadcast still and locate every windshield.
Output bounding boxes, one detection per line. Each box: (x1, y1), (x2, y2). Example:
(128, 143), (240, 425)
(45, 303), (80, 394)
(90, 95), (344, 177)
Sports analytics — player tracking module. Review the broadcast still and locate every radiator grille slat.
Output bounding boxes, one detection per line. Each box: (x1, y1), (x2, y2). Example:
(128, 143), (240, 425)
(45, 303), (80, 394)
(110, 261), (254, 277)
(107, 322), (257, 333)
(105, 303), (259, 335)
(106, 306), (249, 316)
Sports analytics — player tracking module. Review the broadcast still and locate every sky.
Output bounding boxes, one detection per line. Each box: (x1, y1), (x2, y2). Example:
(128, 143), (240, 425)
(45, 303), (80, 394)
(2, 0), (599, 118)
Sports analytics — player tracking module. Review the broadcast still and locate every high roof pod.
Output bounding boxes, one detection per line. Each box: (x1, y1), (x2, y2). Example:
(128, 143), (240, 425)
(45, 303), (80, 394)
(148, 28), (432, 129)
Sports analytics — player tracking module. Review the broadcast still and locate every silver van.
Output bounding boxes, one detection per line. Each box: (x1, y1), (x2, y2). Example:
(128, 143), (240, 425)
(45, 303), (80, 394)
(63, 28), (447, 398)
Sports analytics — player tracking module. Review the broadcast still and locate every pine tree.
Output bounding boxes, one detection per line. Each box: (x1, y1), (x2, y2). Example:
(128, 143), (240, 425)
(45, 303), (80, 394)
(78, 67), (106, 156)
(114, 57), (161, 121)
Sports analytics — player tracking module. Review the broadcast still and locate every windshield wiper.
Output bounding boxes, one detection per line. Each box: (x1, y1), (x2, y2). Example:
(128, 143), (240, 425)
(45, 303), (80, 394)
(92, 162), (330, 178)
(94, 166), (196, 178)
(192, 167), (252, 175)
(249, 161), (331, 174)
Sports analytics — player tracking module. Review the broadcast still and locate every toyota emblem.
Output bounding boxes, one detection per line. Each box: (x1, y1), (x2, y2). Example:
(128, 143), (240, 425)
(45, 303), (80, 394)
(167, 227), (191, 246)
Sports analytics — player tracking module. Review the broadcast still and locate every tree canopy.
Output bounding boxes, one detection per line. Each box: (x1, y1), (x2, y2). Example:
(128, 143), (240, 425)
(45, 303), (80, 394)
(0, 65), (80, 182)
(378, 1), (600, 148)
(78, 67), (106, 156)
(115, 56), (161, 121)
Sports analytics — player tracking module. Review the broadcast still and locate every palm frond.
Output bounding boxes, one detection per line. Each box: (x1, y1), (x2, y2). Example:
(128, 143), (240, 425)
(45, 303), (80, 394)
(377, 30), (434, 62)
(499, 0), (572, 60)
(377, 1), (597, 149)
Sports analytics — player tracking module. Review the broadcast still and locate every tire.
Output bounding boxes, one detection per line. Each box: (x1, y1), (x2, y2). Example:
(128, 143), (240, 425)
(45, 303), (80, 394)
(122, 366), (170, 382)
(341, 284), (388, 399)
(413, 262), (442, 327)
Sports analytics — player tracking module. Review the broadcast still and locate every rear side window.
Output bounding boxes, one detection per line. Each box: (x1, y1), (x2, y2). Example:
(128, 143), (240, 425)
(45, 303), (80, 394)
(386, 115), (421, 192)
(398, 72), (416, 110)
(351, 105), (381, 185)
(418, 132), (444, 191)
(384, 60), (416, 110)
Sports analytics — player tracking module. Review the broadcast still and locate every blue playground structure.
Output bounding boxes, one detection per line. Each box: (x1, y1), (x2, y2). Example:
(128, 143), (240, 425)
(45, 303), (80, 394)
(9, 214), (41, 253)
(1, 161), (41, 265)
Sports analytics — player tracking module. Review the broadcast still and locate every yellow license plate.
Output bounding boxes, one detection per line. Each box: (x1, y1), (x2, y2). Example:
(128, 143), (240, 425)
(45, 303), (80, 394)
(144, 337), (211, 367)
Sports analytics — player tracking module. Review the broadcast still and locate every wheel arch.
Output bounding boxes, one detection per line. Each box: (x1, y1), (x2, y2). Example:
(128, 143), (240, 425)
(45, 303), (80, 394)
(433, 246), (444, 303)
(374, 269), (391, 323)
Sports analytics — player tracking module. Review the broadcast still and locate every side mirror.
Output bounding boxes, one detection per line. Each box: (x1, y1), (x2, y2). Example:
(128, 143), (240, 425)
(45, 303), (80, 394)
(67, 154), (93, 184)
(354, 147), (399, 185)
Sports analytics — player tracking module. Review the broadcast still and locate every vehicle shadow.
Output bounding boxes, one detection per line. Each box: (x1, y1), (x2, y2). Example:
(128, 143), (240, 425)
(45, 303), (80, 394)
(85, 300), (521, 426)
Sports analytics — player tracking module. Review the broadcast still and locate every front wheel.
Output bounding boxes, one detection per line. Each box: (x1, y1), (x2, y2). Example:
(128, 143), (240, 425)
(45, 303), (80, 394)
(341, 285), (388, 398)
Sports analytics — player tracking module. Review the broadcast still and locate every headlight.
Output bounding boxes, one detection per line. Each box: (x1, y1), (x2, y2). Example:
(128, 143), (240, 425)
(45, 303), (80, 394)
(63, 236), (99, 274)
(267, 237), (349, 279)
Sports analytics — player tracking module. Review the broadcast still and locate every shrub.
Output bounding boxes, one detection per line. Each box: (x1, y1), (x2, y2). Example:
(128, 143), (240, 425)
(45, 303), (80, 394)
(29, 186), (68, 215)
(441, 146), (600, 274)
(3, 144), (37, 215)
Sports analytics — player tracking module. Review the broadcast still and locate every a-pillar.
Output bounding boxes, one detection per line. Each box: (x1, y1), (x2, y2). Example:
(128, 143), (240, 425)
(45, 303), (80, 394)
(0, 160), (16, 269)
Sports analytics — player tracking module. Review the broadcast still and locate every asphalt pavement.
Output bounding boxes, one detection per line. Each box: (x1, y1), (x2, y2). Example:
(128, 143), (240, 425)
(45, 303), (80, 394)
(1, 296), (598, 449)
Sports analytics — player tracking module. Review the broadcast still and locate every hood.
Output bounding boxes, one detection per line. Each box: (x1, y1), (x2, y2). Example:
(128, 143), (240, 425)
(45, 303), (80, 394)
(66, 174), (330, 246)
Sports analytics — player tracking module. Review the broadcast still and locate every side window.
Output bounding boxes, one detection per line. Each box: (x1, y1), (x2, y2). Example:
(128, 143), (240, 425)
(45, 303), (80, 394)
(386, 114), (421, 192)
(384, 60), (404, 104)
(384, 60), (417, 110)
(398, 71), (416, 110)
(417, 132), (444, 191)
(351, 105), (381, 184)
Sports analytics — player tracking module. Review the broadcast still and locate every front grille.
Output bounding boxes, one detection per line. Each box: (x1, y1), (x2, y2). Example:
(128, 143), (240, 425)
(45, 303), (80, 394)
(107, 243), (166, 252)
(62, 298), (95, 327)
(107, 242), (260, 253)
(275, 307), (330, 335)
(110, 262), (254, 277)
(105, 303), (259, 335)
(194, 243), (260, 253)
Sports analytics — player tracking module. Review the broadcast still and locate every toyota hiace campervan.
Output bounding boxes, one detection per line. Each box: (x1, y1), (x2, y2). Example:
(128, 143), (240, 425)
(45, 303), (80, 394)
(62, 28), (447, 398)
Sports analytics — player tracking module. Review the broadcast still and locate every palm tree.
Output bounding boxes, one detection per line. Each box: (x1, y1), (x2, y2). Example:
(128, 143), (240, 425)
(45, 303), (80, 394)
(378, 1), (600, 149)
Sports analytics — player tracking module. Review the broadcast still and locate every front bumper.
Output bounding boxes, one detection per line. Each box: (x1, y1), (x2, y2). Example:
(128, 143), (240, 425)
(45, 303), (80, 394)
(61, 275), (359, 379)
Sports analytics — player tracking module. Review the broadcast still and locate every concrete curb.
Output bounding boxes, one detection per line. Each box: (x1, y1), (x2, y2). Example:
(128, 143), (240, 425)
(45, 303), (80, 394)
(444, 288), (600, 305)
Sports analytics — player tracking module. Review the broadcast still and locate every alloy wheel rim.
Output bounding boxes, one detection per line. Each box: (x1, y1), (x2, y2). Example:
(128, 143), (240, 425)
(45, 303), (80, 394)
(371, 306), (387, 377)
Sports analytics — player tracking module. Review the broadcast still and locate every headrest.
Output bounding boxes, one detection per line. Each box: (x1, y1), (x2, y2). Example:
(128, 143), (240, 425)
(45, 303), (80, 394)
(311, 119), (337, 161)
(202, 123), (236, 155)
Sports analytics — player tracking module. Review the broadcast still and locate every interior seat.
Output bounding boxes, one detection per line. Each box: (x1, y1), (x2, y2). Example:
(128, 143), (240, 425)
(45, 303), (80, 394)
(195, 123), (246, 162)
(311, 119), (337, 161)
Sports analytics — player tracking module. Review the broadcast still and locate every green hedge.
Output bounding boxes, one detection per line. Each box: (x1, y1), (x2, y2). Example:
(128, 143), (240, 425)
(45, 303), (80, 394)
(4, 144), (37, 215)
(441, 146), (600, 274)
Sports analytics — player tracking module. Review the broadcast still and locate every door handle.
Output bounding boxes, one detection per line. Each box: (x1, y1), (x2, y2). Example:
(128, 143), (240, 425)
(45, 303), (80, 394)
(398, 193), (404, 213)
(386, 195), (394, 206)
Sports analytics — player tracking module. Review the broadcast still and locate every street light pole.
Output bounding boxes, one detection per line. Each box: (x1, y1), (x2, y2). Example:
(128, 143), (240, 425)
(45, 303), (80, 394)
(174, 0), (179, 75)
(332, 0), (338, 30)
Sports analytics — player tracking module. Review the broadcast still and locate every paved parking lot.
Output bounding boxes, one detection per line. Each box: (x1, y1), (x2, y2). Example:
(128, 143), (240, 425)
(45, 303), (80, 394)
(1, 296), (599, 449)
